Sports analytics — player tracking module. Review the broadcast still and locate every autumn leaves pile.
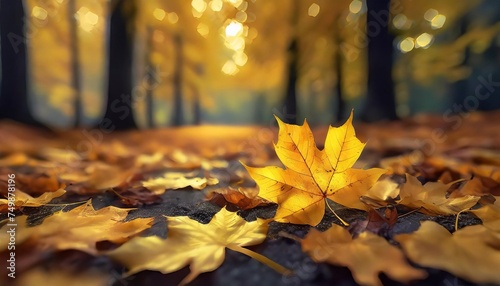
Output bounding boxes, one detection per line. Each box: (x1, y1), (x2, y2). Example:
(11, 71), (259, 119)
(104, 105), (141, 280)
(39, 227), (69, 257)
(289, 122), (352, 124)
(1, 111), (500, 285)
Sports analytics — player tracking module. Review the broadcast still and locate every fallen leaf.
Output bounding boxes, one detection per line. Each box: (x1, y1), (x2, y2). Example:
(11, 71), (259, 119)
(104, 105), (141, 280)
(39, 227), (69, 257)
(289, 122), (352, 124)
(38, 147), (82, 164)
(0, 188), (66, 212)
(0, 153), (32, 166)
(142, 173), (219, 194)
(395, 221), (500, 284)
(11, 266), (110, 286)
(58, 163), (134, 193)
(301, 224), (426, 286)
(85, 163), (134, 190)
(0, 200), (153, 255)
(348, 205), (398, 238)
(108, 207), (287, 285)
(450, 176), (500, 198)
(398, 174), (480, 215)
(205, 187), (272, 210)
(359, 177), (399, 206)
(134, 152), (164, 168)
(244, 111), (386, 225)
(449, 148), (500, 166)
(470, 201), (500, 232)
(111, 187), (162, 207)
(16, 172), (62, 195)
(111, 180), (163, 206)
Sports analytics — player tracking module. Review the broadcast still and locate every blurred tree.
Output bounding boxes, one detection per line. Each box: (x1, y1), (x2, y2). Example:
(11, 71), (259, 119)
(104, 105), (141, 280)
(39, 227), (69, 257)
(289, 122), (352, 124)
(100, 0), (137, 130)
(68, 0), (83, 127)
(283, 1), (299, 124)
(192, 64), (204, 125)
(333, 16), (346, 122)
(171, 33), (184, 126)
(0, 0), (42, 126)
(145, 26), (155, 128)
(361, 0), (398, 122)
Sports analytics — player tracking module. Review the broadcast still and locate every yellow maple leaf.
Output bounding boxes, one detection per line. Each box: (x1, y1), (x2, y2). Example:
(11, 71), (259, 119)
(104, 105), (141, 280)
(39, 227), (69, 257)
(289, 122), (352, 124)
(301, 225), (427, 286)
(0, 188), (66, 212)
(12, 266), (110, 286)
(0, 200), (153, 255)
(108, 207), (289, 285)
(395, 221), (500, 284)
(244, 111), (386, 225)
(471, 199), (500, 232)
(399, 174), (480, 215)
(142, 173), (219, 194)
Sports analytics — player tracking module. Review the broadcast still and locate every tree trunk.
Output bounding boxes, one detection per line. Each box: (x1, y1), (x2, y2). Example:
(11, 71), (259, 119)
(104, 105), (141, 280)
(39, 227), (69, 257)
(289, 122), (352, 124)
(0, 0), (43, 126)
(283, 38), (298, 124)
(100, 0), (137, 130)
(171, 34), (183, 126)
(193, 87), (201, 125)
(333, 18), (346, 122)
(145, 27), (154, 128)
(361, 0), (398, 122)
(68, 0), (83, 127)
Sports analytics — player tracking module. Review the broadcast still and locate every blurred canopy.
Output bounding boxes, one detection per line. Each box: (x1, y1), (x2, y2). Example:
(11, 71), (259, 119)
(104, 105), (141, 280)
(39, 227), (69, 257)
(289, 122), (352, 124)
(0, 0), (499, 128)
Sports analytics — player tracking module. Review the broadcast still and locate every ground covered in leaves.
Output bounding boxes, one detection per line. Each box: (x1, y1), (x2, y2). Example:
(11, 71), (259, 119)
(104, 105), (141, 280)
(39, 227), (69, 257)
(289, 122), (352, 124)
(1, 111), (500, 286)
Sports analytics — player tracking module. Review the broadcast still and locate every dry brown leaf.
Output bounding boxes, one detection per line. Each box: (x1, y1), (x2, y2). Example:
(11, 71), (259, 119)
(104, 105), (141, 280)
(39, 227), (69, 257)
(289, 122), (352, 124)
(395, 221), (500, 284)
(450, 148), (500, 166)
(111, 182), (163, 207)
(15, 172), (62, 195)
(301, 225), (426, 286)
(205, 187), (272, 210)
(348, 205), (398, 238)
(0, 200), (153, 255)
(451, 176), (500, 198)
(398, 174), (480, 215)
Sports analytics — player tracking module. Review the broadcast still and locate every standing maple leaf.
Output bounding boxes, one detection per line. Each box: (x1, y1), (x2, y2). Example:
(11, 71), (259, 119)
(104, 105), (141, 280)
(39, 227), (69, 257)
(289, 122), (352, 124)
(244, 111), (386, 225)
(108, 207), (289, 285)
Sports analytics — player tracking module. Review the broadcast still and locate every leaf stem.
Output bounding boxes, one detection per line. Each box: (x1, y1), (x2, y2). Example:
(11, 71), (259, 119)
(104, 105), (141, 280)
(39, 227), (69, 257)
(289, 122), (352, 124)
(398, 207), (422, 218)
(39, 200), (88, 207)
(278, 231), (302, 242)
(324, 199), (349, 226)
(227, 244), (292, 275)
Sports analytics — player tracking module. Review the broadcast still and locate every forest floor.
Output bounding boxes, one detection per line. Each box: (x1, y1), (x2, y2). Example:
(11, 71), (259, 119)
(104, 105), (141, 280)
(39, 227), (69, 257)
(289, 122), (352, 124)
(1, 111), (500, 286)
